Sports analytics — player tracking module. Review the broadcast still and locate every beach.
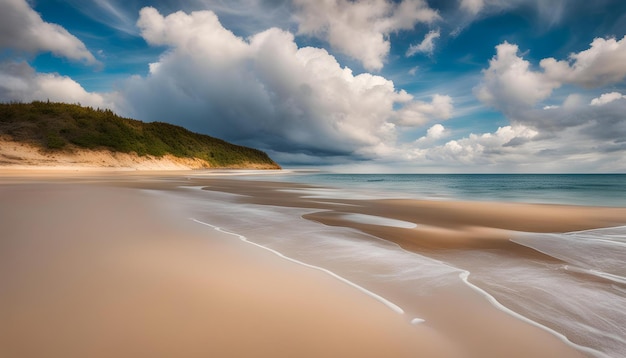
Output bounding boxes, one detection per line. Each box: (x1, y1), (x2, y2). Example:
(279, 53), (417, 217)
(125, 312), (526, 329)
(1, 170), (625, 357)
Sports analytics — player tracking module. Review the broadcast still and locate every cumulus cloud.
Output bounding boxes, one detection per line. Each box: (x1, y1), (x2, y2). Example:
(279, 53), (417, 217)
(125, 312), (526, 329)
(474, 42), (560, 111)
(414, 122), (626, 172)
(590, 92), (626, 106)
(116, 7), (451, 163)
(471, 38), (626, 169)
(413, 123), (449, 147)
(476, 37), (626, 113)
(426, 123), (447, 139)
(293, 0), (439, 70)
(0, 0), (97, 64)
(408, 124), (537, 166)
(406, 29), (440, 57)
(541, 36), (626, 88)
(0, 62), (105, 107)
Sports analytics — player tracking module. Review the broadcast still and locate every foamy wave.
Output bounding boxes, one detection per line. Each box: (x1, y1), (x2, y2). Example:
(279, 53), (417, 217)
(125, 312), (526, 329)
(459, 271), (610, 358)
(512, 227), (626, 283)
(339, 213), (418, 229)
(562, 265), (626, 285)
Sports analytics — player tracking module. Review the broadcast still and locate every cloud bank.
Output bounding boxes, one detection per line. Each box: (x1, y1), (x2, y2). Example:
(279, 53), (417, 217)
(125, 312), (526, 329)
(114, 7), (451, 164)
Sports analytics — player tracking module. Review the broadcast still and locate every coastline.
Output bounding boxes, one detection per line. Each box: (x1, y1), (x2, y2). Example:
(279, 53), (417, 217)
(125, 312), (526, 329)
(2, 170), (624, 357)
(190, 176), (626, 357)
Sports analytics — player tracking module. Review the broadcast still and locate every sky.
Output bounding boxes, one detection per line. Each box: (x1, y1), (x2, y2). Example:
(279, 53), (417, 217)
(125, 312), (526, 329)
(1, 0), (626, 173)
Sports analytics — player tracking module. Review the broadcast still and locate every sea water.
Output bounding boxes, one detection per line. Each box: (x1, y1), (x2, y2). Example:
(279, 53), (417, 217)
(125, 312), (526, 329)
(255, 173), (626, 207)
(156, 173), (626, 357)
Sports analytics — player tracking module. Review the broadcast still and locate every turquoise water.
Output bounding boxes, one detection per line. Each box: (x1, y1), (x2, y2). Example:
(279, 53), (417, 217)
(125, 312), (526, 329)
(265, 173), (626, 207)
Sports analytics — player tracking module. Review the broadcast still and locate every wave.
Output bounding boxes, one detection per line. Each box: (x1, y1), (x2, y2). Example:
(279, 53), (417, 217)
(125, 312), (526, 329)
(459, 271), (607, 358)
(512, 226), (626, 285)
(508, 227), (626, 357)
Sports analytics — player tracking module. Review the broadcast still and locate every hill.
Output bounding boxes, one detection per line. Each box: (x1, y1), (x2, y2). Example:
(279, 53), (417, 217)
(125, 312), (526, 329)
(0, 101), (280, 170)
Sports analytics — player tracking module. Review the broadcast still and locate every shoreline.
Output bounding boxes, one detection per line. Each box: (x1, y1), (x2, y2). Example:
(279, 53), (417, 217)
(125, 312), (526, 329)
(2, 171), (624, 357)
(186, 176), (626, 357)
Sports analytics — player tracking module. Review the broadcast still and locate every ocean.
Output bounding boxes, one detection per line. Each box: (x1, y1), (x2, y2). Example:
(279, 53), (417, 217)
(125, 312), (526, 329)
(257, 173), (626, 207)
(161, 172), (626, 357)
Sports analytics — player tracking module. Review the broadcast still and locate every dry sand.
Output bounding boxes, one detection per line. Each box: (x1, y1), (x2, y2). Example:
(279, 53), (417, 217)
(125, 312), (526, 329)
(0, 180), (454, 358)
(3, 171), (622, 357)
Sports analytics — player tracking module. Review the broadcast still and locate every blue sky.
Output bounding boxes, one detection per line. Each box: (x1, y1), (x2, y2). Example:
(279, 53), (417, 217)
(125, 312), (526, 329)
(1, 0), (626, 172)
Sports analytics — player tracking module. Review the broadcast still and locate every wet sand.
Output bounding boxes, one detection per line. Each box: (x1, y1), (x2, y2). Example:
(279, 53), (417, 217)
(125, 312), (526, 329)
(3, 171), (623, 357)
(192, 176), (626, 357)
(195, 178), (626, 248)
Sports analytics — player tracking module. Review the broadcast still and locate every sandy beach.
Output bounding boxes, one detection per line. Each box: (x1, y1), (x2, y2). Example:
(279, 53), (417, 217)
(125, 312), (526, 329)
(2, 170), (624, 357)
(0, 179), (446, 357)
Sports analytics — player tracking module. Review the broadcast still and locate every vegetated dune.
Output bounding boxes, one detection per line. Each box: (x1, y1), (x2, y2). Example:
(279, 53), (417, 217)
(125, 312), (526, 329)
(0, 101), (280, 170)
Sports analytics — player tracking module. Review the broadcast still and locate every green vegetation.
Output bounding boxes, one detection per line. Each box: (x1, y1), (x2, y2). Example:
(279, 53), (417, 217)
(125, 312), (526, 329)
(0, 101), (280, 169)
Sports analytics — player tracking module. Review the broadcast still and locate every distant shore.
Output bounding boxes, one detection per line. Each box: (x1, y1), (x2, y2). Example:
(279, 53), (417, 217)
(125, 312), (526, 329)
(3, 171), (623, 357)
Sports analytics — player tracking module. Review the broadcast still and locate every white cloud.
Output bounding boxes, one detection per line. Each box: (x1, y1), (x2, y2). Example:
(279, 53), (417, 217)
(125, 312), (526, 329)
(426, 123), (447, 139)
(0, 0), (97, 64)
(293, 0), (439, 70)
(406, 29), (441, 57)
(414, 124), (540, 166)
(471, 38), (626, 170)
(137, 7), (250, 62)
(475, 39), (626, 144)
(474, 42), (560, 111)
(399, 117), (626, 172)
(116, 7), (450, 163)
(459, 0), (484, 15)
(543, 105), (559, 110)
(414, 123), (449, 147)
(395, 94), (453, 127)
(541, 36), (626, 88)
(475, 37), (626, 113)
(0, 62), (105, 107)
(590, 92), (626, 106)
